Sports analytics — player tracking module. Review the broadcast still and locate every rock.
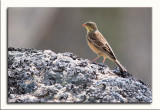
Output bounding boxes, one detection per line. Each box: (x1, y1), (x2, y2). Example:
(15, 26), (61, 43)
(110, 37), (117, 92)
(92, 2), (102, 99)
(8, 47), (152, 103)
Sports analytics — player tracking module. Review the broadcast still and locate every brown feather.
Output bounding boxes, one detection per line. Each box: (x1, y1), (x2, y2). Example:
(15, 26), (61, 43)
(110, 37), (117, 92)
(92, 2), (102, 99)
(87, 31), (116, 60)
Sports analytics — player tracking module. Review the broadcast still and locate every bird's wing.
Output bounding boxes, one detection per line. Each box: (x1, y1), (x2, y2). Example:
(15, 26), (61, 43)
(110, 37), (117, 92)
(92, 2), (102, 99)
(87, 31), (116, 60)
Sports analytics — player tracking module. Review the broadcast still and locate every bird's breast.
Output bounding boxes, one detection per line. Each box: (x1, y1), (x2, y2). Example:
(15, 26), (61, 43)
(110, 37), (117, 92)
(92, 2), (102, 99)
(87, 38), (102, 55)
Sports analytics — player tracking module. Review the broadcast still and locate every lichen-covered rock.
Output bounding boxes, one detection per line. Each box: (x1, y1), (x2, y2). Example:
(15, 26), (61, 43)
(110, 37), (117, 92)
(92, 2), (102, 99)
(8, 47), (152, 103)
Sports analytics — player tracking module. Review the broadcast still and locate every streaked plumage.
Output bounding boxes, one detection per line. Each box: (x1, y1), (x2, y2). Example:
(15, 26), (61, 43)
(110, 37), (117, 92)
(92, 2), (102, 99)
(82, 21), (127, 72)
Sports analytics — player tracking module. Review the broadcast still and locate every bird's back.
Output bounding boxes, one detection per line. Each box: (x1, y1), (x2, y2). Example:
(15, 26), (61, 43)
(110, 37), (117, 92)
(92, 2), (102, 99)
(87, 31), (117, 60)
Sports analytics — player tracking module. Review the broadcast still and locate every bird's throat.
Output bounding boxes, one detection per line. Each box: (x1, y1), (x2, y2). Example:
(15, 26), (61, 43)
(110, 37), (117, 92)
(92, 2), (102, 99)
(85, 26), (94, 33)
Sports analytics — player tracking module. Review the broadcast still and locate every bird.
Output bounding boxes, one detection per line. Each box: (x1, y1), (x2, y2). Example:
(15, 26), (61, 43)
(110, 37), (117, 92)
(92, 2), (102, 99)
(82, 21), (127, 72)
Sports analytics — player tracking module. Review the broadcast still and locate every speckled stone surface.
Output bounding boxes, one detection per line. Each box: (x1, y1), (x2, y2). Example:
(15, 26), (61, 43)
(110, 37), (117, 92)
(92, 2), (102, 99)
(8, 47), (152, 103)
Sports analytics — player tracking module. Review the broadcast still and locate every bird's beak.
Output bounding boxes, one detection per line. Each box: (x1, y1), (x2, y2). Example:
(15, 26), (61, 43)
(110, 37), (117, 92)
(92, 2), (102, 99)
(82, 24), (86, 27)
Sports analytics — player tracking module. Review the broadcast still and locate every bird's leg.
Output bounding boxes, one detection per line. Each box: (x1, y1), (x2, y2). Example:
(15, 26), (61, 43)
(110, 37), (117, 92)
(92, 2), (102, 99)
(92, 56), (100, 62)
(103, 57), (106, 63)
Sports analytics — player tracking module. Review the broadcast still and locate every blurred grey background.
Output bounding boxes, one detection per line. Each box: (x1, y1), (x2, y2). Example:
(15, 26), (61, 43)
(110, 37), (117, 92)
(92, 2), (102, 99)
(8, 8), (152, 88)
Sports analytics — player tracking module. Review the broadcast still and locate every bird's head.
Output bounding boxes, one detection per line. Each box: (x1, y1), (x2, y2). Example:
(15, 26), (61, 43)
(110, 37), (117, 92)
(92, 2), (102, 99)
(82, 21), (98, 33)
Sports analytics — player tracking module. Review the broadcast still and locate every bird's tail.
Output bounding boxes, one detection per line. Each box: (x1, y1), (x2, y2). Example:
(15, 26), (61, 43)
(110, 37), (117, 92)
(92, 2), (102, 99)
(114, 60), (127, 72)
